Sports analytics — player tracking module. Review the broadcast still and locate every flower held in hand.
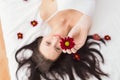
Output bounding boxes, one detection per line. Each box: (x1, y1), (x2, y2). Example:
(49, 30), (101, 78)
(60, 37), (75, 50)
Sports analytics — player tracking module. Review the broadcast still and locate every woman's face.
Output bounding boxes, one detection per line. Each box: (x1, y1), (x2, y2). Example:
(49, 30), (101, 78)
(39, 34), (62, 61)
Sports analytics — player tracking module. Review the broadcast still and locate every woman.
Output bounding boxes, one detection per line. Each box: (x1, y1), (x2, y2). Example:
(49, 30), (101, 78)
(15, 0), (108, 80)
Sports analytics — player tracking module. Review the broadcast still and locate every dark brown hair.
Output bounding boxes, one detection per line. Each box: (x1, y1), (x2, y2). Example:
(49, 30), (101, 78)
(15, 35), (108, 80)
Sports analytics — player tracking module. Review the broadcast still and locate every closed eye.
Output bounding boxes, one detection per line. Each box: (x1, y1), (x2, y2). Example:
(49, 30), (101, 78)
(46, 41), (51, 46)
(56, 47), (61, 50)
(55, 46), (61, 53)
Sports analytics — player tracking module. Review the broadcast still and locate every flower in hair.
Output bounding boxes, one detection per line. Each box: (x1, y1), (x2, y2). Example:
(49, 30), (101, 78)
(104, 35), (111, 40)
(31, 20), (38, 27)
(72, 53), (80, 61)
(17, 32), (23, 39)
(60, 37), (75, 50)
(93, 34), (101, 40)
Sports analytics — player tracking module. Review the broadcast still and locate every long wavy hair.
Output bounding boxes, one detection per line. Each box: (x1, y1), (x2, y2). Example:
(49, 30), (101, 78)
(15, 35), (108, 80)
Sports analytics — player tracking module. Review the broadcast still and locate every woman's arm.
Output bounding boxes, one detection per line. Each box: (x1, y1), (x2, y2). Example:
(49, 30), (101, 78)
(65, 15), (92, 54)
(0, 20), (10, 80)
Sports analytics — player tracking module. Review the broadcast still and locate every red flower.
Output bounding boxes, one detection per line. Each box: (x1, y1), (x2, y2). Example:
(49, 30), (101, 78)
(93, 34), (101, 40)
(31, 20), (38, 27)
(72, 53), (80, 61)
(104, 35), (111, 40)
(60, 37), (75, 50)
(17, 32), (23, 39)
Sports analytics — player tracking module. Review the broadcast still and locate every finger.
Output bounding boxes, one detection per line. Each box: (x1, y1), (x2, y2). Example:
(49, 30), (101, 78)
(74, 44), (83, 51)
(66, 49), (72, 54)
(71, 48), (77, 53)
(62, 50), (67, 53)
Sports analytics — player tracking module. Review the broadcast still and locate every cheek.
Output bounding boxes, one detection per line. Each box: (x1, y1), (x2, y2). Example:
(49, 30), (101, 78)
(39, 45), (61, 61)
(49, 52), (61, 61)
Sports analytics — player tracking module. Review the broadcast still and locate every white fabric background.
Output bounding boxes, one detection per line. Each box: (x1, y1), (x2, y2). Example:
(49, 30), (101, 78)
(89, 0), (120, 80)
(0, 0), (120, 80)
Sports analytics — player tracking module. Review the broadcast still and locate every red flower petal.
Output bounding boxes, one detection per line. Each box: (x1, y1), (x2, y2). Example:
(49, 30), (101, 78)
(17, 32), (23, 39)
(60, 37), (75, 50)
(104, 35), (111, 40)
(73, 53), (80, 61)
(93, 34), (101, 40)
(31, 20), (38, 27)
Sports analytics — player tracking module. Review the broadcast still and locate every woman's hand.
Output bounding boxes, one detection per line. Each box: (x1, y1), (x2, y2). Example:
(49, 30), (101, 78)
(63, 15), (92, 54)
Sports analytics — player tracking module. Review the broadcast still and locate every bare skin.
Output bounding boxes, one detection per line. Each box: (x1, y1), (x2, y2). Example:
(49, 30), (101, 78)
(39, 0), (91, 60)
(40, 0), (83, 29)
(0, 0), (91, 79)
(0, 21), (10, 80)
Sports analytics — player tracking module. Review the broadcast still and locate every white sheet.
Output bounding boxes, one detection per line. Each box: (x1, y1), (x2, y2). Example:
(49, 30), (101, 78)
(89, 0), (120, 80)
(0, 0), (120, 80)
(0, 0), (51, 80)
